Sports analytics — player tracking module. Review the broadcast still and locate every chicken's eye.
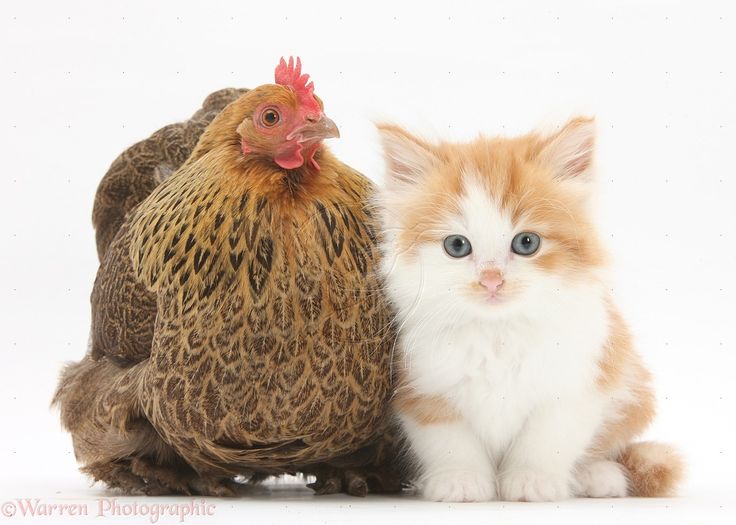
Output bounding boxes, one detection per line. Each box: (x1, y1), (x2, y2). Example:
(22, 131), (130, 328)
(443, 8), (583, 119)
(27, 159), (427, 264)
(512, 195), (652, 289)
(260, 108), (280, 127)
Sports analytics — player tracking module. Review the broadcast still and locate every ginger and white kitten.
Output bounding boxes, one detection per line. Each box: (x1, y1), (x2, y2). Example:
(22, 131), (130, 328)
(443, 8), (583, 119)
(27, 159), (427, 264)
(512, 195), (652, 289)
(375, 118), (683, 502)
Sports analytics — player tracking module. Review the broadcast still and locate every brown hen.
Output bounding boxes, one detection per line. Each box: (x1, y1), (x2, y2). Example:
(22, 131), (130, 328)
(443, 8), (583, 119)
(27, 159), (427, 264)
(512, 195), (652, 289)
(54, 58), (400, 496)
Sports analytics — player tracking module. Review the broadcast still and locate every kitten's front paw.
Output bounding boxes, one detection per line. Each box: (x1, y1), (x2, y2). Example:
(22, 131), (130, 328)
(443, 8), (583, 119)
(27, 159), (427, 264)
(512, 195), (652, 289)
(573, 460), (629, 498)
(499, 468), (570, 502)
(421, 471), (496, 502)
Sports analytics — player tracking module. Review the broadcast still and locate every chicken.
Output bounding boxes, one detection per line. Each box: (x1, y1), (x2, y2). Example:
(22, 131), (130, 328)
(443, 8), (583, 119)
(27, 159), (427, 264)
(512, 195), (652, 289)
(54, 58), (400, 496)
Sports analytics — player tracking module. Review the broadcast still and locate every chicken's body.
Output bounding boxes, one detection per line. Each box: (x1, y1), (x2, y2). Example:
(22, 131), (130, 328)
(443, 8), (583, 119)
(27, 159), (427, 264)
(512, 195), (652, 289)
(55, 63), (399, 496)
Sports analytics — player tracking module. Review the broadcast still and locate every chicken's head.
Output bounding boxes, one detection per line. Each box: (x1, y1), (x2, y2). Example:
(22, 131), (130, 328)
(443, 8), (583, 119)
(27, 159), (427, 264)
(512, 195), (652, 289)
(235, 57), (339, 171)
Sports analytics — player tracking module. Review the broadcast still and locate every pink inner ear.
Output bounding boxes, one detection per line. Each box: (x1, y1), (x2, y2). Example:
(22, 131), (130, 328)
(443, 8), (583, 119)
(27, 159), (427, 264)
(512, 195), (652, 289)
(565, 150), (592, 178)
(544, 120), (596, 180)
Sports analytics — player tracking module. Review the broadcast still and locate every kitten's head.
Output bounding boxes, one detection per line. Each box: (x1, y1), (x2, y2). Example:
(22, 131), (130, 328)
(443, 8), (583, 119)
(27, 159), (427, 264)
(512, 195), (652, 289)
(375, 117), (606, 320)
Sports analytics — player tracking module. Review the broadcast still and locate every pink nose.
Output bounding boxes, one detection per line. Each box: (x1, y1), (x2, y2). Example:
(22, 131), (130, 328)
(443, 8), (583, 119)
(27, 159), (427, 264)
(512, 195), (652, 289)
(479, 269), (504, 294)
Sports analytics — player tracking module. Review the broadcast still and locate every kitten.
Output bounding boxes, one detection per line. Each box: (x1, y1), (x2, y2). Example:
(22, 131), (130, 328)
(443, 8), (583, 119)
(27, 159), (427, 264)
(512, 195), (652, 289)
(374, 118), (683, 502)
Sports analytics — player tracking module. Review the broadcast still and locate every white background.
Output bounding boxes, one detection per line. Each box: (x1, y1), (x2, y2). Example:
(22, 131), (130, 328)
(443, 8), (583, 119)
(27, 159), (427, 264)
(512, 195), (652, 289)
(1, 0), (735, 523)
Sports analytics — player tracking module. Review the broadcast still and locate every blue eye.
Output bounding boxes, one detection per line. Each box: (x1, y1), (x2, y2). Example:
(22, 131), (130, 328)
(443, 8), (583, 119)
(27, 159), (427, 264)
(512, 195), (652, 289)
(443, 235), (472, 258)
(511, 232), (541, 256)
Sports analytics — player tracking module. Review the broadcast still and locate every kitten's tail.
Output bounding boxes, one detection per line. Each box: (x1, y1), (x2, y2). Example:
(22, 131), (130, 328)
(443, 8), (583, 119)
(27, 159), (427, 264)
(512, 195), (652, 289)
(619, 441), (685, 497)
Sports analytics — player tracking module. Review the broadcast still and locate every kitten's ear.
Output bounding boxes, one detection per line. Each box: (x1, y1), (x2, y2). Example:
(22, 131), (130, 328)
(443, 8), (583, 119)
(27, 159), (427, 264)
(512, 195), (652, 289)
(538, 117), (596, 182)
(376, 123), (439, 185)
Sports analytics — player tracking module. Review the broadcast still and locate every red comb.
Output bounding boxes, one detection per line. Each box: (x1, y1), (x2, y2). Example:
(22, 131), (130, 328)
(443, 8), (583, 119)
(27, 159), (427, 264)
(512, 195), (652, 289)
(275, 57), (320, 113)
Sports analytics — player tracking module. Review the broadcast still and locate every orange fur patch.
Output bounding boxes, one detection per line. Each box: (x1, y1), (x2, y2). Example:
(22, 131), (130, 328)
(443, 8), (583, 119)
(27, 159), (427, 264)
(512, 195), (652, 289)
(393, 390), (461, 425)
(590, 304), (656, 457)
(385, 121), (606, 278)
(619, 441), (685, 497)
(595, 310), (686, 496)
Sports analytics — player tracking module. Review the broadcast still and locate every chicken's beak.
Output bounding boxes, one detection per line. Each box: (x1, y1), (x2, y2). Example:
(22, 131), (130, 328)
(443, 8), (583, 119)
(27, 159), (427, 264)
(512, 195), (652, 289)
(288, 115), (340, 143)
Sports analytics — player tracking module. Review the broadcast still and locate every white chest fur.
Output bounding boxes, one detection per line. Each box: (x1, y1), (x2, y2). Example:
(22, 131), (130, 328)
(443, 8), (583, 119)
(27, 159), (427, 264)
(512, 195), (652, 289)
(399, 281), (610, 459)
